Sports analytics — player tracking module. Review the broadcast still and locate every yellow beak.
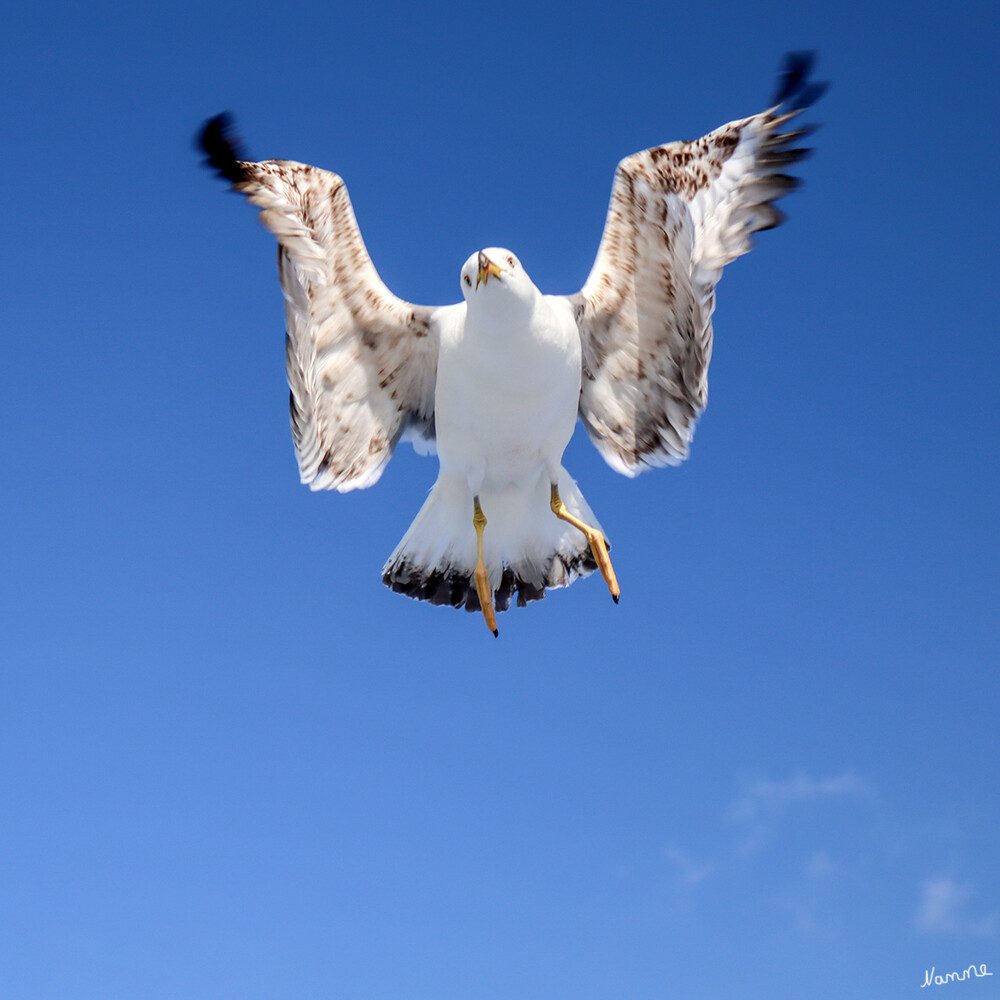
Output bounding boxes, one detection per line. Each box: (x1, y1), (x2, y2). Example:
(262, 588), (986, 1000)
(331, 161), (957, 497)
(476, 251), (503, 289)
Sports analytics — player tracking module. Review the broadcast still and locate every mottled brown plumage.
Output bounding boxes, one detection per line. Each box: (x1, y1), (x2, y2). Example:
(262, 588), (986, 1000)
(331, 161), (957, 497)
(569, 55), (823, 475)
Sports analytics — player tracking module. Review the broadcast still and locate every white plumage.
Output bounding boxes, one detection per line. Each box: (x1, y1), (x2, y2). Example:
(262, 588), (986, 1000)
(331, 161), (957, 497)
(385, 249), (603, 612)
(199, 53), (825, 627)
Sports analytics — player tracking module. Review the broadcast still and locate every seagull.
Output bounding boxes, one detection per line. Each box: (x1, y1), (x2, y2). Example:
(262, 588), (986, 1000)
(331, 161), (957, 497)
(199, 53), (825, 636)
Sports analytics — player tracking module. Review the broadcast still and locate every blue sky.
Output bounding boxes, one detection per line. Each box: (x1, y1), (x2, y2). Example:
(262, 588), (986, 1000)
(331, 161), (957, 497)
(2, 1), (998, 997)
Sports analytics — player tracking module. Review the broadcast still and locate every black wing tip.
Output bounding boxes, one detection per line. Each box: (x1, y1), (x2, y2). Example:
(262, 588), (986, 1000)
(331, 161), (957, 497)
(772, 51), (830, 110)
(196, 111), (249, 185)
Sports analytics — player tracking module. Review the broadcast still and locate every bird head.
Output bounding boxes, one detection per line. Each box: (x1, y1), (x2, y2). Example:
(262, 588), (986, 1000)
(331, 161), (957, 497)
(460, 248), (532, 306)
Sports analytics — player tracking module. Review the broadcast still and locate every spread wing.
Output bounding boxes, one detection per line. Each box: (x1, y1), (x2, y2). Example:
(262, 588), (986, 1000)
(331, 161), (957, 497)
(200, 115), (451, 492)
(564, 53), (827, 476)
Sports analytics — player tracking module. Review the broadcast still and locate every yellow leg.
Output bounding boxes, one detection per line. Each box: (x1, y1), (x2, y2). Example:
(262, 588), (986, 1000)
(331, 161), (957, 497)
(550, 484), (620, 603)
(473, 496), (499, 637)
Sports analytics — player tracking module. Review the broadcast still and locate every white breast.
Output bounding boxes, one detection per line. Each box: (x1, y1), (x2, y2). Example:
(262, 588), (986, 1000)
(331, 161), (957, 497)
(434, 292), (581, 493)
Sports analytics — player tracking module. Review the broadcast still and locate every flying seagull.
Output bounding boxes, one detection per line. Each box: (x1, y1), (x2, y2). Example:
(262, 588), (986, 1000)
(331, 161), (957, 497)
(199, 53), (825, 636)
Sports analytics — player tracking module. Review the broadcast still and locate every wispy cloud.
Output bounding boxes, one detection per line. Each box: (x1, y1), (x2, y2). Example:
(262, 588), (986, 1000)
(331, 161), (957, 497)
(916, 877), (999, 937)
(728, 772), (875, 824)
(726, 771), (875, 857)
(773, 852), (841, 938)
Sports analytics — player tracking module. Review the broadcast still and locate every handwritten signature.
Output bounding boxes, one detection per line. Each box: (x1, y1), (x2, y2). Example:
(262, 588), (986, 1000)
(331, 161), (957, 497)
(921, 964), (993, 987)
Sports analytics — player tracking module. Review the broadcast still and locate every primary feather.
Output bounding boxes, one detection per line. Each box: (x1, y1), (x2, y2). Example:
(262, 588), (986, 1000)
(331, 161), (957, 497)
(199, 115), (443, 492)
(566, 52), (824, 475)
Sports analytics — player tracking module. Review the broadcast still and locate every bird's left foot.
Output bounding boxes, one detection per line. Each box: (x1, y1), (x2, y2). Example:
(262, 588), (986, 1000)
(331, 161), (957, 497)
(550, 484), (620, 603)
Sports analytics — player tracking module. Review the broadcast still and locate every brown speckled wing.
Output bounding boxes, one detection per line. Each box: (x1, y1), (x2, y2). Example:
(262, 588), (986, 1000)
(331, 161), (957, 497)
(567, 56), (824, 477)
(232, 158), (443, 492)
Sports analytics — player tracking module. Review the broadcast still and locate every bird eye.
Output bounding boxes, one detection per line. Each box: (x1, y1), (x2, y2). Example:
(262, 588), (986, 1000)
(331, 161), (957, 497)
(507, 255), (515, 266)
(464, 275), (471, 286)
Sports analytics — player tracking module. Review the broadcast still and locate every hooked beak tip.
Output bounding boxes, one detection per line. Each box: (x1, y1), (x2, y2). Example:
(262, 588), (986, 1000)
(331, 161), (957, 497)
(476, 252), (503, 289)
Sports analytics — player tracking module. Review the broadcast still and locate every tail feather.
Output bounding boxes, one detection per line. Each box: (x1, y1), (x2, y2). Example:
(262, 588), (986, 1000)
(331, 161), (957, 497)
(382, 468), (601, 613)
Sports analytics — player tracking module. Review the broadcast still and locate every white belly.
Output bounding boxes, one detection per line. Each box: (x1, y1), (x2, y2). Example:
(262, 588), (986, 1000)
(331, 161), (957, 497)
(434, 295), (581, 492)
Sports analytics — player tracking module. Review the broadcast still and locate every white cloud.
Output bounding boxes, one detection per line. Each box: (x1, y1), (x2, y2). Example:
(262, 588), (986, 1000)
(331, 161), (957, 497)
(726, 771), (875, 857)
(916, 877), (999, 937)
(728, 772), (875, 823)
(770, 853), (840, 938)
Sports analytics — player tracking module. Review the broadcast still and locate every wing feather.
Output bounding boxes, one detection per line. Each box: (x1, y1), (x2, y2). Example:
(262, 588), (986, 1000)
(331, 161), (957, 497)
(200, 115), (445, 492)
(565, 54), (826, 476)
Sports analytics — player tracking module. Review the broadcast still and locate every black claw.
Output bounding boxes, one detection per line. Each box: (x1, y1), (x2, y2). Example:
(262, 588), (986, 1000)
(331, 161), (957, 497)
(612, 594), (620, 604)
(492, 629), (499, 638)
